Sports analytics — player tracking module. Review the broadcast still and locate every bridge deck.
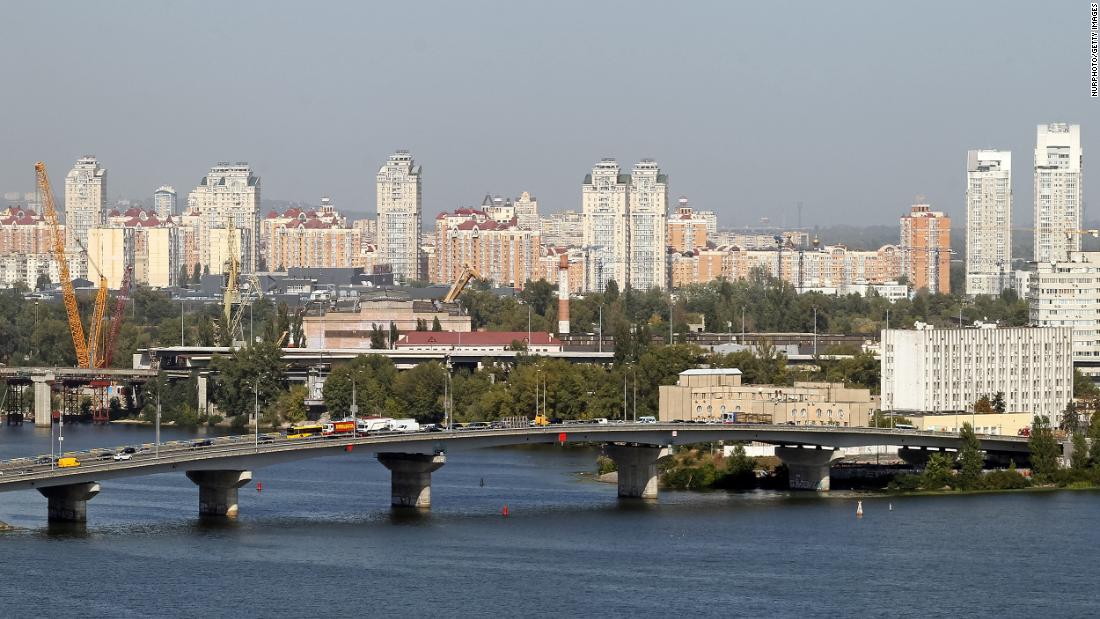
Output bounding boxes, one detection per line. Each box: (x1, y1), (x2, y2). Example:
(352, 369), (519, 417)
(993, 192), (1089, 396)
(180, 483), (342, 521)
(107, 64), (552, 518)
(0, 423), (1030, 493)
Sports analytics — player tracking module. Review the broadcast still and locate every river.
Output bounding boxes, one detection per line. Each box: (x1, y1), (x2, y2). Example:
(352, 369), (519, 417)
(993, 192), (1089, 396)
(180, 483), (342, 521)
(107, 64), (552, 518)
(0, 423), (1096, 617)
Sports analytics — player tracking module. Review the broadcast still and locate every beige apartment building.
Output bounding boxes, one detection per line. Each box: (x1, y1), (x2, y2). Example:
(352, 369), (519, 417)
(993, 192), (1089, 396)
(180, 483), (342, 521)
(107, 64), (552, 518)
(659, 368), (879, 426)
(668, 244), (901, 291)
(263, 201), (360, 270)
(376, 151), (423, 281)
(430, 207), (541, 288)
(88, 208), (180, 288)
(667, 197), (710, 252)
(187, 162), (261, 274)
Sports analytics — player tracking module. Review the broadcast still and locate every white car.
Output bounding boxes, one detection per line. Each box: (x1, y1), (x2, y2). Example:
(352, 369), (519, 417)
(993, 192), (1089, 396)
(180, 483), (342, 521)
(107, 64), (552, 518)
(113, 452), (133, 461)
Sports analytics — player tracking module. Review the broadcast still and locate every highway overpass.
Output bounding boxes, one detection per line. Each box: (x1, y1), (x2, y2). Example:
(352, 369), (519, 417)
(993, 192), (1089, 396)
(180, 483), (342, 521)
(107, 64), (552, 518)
(0, 423), (1031, 524)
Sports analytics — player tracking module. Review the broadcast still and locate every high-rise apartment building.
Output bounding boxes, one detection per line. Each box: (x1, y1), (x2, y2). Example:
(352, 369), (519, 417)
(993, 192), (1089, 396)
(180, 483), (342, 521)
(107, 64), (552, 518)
(582, 159), (630, 292)
(540, 210), (584, 247)
(668, 197), (710, 252)
(186, 162), (260, 273)
(263, 200), (360, 271)
(581, 158), (668, 292)
(376, 151), (422, 282)
(90, 208), (180, 288)
(1033, 123), (1082, 263)
(965, 150), (1012, 296)
(64, 156), (107, 254)
(626, 160), (668, 290)
(900, 202), (950, 294)
(153, 185), (177, 219)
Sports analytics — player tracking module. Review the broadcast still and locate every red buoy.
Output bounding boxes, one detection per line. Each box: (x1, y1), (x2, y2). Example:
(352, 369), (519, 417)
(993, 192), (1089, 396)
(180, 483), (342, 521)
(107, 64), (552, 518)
(501, 505), (509, 517)
(345, 444), (354, 453)
(256, 482), (263, 493)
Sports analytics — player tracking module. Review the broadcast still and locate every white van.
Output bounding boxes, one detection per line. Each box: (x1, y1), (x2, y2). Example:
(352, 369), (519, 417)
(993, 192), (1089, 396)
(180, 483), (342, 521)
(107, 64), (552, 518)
(592, 418), (609, 425)
(638, 416), (656, 424)
(390, 419), (420, 433)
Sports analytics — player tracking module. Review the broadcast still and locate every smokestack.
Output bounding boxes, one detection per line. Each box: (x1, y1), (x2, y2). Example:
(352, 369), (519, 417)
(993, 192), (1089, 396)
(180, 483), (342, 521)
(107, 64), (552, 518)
(557, 254), (570, 336)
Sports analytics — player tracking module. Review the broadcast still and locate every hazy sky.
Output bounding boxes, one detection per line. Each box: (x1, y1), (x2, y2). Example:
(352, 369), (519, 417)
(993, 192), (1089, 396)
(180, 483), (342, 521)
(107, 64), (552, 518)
(0, 1), (1095, 228)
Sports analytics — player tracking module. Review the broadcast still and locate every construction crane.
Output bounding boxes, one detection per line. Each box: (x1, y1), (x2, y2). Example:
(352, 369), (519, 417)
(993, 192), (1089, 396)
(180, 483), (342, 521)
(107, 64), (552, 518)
(74, 234), (111, 368)
(36, 162), (97, 368)
(220, 220), (242, 345)
(443, 264), (481, 303)
(100, 265), (132, 368)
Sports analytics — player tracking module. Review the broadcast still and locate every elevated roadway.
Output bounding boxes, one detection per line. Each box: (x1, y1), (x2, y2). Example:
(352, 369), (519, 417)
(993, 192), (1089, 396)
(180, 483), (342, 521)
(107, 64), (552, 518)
(0, 423), (1031, 523)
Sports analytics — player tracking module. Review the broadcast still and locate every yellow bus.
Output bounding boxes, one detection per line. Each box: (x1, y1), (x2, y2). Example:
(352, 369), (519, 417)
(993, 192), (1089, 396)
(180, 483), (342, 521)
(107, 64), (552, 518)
(286, 423), (324, 439)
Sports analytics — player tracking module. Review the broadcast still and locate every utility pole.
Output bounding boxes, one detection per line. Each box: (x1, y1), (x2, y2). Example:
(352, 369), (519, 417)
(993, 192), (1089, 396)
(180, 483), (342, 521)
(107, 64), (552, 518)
(253, 377), (259, 452)
(180, 298), (185, 346)
(632, 368), (637, 423)
(741, 306), (746, 338)
(351, 378), (358, 438)
(155, 394), (161, 459)
(598, 305), (603, 353)
(813, 306), (818, 357)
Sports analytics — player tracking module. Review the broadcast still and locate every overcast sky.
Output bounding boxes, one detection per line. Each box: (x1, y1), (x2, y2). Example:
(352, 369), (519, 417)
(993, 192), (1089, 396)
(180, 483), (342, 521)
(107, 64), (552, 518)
(0, 1), (1094, 227)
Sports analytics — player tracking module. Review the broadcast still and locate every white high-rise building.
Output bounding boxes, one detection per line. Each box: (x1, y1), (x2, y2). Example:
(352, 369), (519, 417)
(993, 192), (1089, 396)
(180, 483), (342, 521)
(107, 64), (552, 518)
(64, 156), (107, 254)
(153, 185), (177, 219)
(627, 159), (668, 290)
(513, 191), (539, 230)
(186, 162), (260, 274)
(965, 150), (1012, 296)
(582, 159), (630, 292)
(376, 151), (422, 281)
(1033, 123), (1082, 263)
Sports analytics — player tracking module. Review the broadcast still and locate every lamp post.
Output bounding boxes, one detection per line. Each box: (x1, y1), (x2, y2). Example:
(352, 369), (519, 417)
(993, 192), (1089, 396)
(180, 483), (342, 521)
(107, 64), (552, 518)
(598, 304), (603, 353)
(180, 298), (185, 346)
(155, 394), (162, 459)
(812, 306), (818, 357)
(351, 378), (358, 438)
(741, 306), (746, 338)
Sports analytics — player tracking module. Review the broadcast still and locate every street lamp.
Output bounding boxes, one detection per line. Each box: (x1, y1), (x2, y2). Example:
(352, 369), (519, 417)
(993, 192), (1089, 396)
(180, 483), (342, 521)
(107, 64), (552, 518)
(598, 304), (603, 353)
(351, 378), (359, 438)
(253, 377), (259, 451)
(155, 394), (162, 459)
(812, 306), (818, 357)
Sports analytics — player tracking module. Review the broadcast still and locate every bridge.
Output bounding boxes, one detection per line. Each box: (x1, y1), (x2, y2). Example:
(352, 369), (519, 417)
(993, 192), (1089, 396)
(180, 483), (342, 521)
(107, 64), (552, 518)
(0, 423), (1030, 524)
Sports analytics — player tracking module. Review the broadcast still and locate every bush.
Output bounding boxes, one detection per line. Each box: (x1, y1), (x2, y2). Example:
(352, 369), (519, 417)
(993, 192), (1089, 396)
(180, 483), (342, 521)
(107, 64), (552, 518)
(596, 455), (617, 475)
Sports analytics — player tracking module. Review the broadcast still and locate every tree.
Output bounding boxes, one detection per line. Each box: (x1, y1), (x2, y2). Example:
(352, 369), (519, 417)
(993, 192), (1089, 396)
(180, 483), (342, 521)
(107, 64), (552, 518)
(209, 341), (288, 419)
(323, 355), (398, 418)
(369, 324), (386, 349)
(973, 395), (993, 413)
(192, 264), (201, 283)
(1089, 412), (1100, 468)
(415, 318), (427, 331)
(991, 391), (1006, 414)
(178, 265), (190, 287)
(957, 422), (984, 489)
(389, 322), (399, 348)
(921, 452), (956, 489)
(1074, 369), (1099, 399)
(269, 385), (307, 426)
(35, 273), (51, 291)
(1070, 432), (1089, 471)
(431, 316), (442, 331)
(604, 279), (619, 302)
(1028, 415), (1061, 482)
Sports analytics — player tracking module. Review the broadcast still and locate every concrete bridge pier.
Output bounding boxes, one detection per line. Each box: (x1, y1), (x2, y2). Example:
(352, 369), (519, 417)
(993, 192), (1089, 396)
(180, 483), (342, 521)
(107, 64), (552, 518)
(186, 470), (252, 518)
(604, 444), (669, 499)
(378, 453), (446, 509)
(38, 482), (101, 522)
(32, 372), (53, 428)
(776, 446), (842, 491)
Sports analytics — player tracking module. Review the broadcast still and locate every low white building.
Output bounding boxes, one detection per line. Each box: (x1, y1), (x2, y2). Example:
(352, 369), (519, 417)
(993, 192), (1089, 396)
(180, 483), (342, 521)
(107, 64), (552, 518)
(1029, 252), (1100, 377)
(881, 323), (1073, 423)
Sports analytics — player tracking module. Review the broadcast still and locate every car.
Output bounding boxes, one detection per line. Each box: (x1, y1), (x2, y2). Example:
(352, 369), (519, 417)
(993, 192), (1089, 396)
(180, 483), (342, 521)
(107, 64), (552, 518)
(466, 422), (492, 430)
(97, 450), (115, 460)
(592, 418), (609, 425)
(122, 446), (138, 455)
(35, 456), (52, 465)
(638, 416), (656, 424)
(190, 438), (214, 448)
(113, 452), (133, 461)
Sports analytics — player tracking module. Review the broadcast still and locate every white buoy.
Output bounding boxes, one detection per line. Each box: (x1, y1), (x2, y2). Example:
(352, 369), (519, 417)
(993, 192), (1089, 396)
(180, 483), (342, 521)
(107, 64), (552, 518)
(856, 500), (864, 518)
(888, 503), (893, 511)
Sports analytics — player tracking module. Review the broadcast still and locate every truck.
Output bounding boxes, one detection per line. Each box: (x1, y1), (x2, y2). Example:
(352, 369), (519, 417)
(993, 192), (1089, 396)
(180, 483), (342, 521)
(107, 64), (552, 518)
(359, 417), (394, 433)
(322, 420), (357, 436)
(390, 419), (420, 433)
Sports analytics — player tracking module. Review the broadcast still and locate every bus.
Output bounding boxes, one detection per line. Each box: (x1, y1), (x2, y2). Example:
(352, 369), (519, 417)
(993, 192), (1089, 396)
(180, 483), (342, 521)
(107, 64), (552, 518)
(720, 412), (772, 424)
(286, 423), (325, 439)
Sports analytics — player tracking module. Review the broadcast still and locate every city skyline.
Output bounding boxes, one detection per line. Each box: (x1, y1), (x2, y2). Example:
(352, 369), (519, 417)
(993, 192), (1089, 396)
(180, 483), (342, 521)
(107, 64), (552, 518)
(0, 2), (1095, 227)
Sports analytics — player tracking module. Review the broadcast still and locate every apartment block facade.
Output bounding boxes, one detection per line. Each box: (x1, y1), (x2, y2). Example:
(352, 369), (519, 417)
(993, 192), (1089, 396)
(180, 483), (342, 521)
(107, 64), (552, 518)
(1033, 123), (1082, 264)
(900, 203), (951, 294)
(186, 162), (260, 274)
(376, 151), (422, 282)
(430, 207), (541, 288)
(965, 150), (1012, 296)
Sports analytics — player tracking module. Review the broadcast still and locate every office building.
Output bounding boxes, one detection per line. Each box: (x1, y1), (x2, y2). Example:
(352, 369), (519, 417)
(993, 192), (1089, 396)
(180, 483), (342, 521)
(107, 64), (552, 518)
(1033, 123), (1082, 263)
(881, 323), (1073, 422)
(900, 202), (950, 294)
(186, 162), (260, 273)
(376, 151), (422, 282)
(965, 150), (1012, 295)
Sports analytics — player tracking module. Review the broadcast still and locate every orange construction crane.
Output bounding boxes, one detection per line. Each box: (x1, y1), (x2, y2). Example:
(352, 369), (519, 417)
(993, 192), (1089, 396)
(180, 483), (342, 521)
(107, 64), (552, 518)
(36, 162), (91, 368)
